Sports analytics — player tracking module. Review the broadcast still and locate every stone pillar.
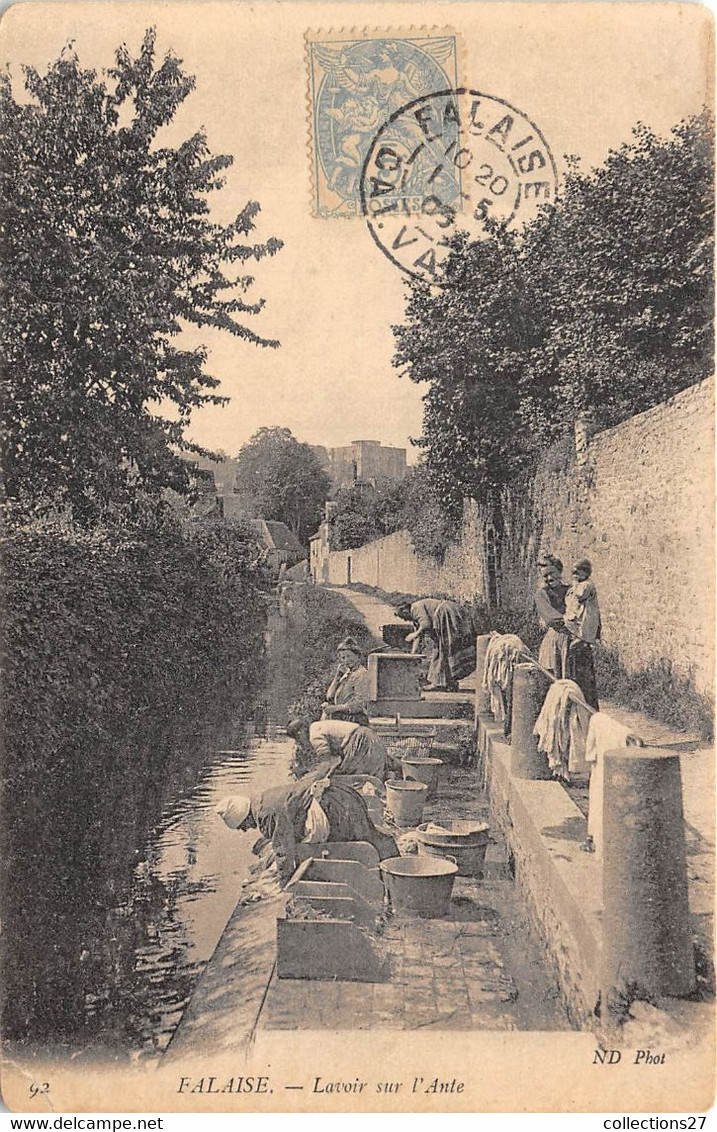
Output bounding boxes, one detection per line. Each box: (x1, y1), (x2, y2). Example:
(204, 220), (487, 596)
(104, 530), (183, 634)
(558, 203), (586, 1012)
(474, 634), (492, 722)
(602, 749), (695, 998)
(509, 663), (551, 779)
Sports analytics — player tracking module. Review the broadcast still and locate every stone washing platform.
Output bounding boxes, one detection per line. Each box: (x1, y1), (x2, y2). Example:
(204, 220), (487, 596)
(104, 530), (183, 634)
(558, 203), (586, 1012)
(164, 679), (712, 1067)
(165, 753), (571, 1051)
(166, 584), (712, 1065)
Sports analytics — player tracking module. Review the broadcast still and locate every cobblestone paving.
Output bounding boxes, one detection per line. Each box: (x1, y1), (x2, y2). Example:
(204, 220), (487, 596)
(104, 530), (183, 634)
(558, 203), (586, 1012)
(261, 765), (572, 1033)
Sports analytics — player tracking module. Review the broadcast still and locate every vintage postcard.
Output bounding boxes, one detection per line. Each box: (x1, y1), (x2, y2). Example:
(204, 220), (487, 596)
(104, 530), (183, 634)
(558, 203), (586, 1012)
(0, 0), (714, 1117)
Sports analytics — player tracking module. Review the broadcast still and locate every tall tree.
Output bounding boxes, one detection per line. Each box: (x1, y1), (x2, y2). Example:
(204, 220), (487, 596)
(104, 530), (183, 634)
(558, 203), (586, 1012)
(393, 112), (714, 514)
(233, 427), (331, 544)
(0, 30), (282, 520)
(393, 229), (541, 512)
(523, 113), (714, 438)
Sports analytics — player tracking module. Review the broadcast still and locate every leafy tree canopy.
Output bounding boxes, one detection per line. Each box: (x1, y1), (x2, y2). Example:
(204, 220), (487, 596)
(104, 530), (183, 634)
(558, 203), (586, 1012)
(1, 29), (282, 522)
(328, 477), (407, 550)
(233, 427), (331, 545)
(393, 112), (714, 509)
(328, 465), (461, 562)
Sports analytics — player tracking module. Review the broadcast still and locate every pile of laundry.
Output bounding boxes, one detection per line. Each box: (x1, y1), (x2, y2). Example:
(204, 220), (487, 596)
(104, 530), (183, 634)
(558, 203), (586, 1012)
(533, 679), (591, 782)
(482, 633), (527, 734)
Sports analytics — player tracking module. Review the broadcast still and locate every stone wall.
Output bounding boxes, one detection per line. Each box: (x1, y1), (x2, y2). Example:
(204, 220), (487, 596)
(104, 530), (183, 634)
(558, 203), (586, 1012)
(495, 379), (715, 693)
(324, 379), (714, 693)
(326, 517), (488, 598)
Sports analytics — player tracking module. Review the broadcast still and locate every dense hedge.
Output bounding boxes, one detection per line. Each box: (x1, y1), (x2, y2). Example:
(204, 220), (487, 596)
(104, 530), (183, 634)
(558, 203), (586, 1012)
(2, 515), (266, 755)
(1, 515), (268, 1040)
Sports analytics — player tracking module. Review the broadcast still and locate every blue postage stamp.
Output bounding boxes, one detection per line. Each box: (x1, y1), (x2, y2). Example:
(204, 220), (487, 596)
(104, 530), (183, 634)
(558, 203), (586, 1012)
(307, 30), (459, 218)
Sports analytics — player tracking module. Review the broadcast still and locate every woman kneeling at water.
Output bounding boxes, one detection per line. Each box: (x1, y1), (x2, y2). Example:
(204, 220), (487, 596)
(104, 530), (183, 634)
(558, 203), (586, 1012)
(286, 716), (397, 780)
(216, 763), (397, 885)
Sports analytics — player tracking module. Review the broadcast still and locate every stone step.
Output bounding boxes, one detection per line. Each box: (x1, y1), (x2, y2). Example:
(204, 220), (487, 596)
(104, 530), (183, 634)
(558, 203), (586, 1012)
(369, 689), (474, 719)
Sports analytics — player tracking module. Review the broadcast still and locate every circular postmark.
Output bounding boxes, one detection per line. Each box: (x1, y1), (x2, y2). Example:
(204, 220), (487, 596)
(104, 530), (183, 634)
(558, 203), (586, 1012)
(359, 88), (558, 283)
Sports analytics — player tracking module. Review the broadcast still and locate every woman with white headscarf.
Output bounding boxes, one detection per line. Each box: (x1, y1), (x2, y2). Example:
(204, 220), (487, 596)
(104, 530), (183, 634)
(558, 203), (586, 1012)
(216, 760), (397, 884)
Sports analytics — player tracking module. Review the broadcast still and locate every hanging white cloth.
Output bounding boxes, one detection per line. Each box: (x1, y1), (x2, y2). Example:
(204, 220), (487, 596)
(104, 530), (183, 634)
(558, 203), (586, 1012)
(302, 777), (331, 843)
(483, 634), (525, 719)
(584, 712), (633, 857)
(533, 679), (590, 781)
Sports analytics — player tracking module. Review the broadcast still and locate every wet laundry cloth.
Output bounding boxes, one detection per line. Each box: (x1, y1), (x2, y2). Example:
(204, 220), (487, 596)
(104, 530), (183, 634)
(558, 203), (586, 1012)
(533, 679), (590, 782)
(302, 777), (331, 843)
(585, 712), (633, 857)
(483, 634), (526, 723)
(396, 830), (421, 856)
(584, 711), (633, 764)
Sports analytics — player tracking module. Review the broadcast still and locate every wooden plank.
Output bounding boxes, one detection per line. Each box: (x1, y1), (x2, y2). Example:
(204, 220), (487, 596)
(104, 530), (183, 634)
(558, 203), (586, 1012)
(295, 841), (380, 866)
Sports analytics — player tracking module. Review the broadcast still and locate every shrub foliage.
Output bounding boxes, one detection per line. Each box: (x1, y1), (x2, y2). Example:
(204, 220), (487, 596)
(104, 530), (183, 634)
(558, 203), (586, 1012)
(1, 517), (267, 1038)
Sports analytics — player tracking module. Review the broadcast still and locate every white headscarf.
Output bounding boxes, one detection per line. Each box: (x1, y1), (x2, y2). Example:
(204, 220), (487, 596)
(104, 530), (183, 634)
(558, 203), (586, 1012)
(215, 795), (252, 830)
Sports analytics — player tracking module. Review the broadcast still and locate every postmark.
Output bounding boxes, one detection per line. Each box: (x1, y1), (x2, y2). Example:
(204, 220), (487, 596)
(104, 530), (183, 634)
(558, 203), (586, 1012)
(306, 30), (459, 218)
(359, 88), (558, 282)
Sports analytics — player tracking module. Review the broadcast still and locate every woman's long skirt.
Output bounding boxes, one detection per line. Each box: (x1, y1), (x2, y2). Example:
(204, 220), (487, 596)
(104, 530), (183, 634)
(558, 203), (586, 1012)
(337, 726), (387, 778)
(430, 601), (476, 689)
(322, 783), (398, 860)
(562, 639), (599, 710)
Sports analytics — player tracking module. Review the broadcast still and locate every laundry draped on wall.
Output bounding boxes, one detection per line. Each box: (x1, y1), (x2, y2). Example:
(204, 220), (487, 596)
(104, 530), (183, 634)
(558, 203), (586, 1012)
(533, 679), (591, 782)
(482, 633), (526, 729)
(584, 711), (634, 855)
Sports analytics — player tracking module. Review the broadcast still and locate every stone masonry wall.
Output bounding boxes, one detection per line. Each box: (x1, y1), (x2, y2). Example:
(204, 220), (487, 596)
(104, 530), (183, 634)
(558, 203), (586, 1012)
(495, 379), (715, 693)
(325, 379), (714, 693)
(327, 509), (487, 600)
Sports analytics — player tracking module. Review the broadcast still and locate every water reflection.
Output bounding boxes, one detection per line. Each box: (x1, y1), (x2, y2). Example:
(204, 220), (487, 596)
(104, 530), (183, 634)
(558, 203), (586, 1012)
(103, 737), (292, 1057)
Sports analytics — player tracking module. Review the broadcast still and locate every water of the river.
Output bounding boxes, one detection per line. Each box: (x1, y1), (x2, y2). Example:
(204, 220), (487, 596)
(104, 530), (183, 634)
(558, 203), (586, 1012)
(105, 727), (293, 1058)
(102, 607), (296, 1059)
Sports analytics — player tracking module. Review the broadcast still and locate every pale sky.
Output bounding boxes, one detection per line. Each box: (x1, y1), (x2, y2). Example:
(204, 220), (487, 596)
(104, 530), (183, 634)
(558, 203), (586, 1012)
(1, 2), (712, 459)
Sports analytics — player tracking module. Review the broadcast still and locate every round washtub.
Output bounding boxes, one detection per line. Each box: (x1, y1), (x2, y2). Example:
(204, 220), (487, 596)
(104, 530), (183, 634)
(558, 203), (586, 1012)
(416, 821), (490, 877)
(401, 756), (443, 799)
(380, 855), (459, 918)
(385, 780), (428, 827)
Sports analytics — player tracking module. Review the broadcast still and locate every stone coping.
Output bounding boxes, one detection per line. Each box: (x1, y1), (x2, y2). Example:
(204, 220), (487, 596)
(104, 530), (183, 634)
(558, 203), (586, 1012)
(479, 711), (714, 1036)
(482, 714), (602, 1024)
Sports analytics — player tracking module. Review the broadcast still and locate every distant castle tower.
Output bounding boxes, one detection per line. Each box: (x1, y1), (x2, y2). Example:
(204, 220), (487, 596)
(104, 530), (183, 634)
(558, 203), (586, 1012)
(310, 439), (407, 489)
